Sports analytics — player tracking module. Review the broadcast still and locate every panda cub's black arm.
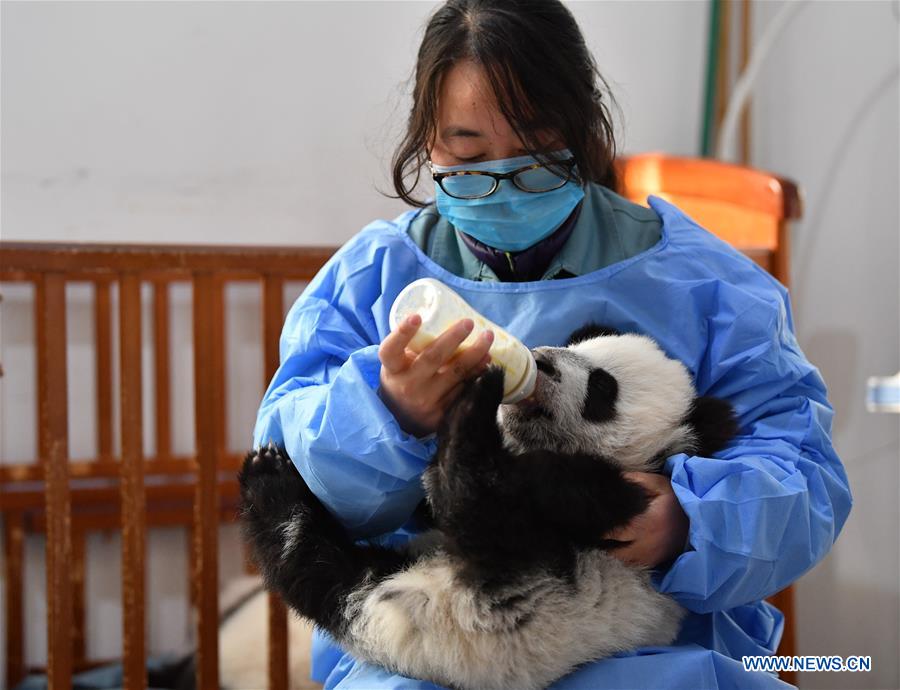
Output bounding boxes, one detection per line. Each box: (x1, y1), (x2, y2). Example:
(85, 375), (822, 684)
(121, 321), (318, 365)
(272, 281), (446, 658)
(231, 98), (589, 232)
(425, 367), (651, 568)
(509, 449), (652, 548)
(427, 442), (650, 569)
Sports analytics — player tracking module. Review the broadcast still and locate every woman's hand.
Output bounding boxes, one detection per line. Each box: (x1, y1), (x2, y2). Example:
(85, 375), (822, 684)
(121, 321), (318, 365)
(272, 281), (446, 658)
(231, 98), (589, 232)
(378, 314), (494, 438)
(604, 471), (690, 569)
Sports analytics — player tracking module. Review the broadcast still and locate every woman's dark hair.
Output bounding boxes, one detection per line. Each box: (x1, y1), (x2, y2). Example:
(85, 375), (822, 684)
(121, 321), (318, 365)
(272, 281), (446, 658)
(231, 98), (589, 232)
(391, 0), (619, 207)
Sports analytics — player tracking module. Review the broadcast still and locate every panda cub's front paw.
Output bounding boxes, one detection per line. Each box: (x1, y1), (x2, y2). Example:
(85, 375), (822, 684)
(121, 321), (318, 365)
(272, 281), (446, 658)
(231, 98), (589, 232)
(470, 364), (506, 404)
(440, 365), (505, 446)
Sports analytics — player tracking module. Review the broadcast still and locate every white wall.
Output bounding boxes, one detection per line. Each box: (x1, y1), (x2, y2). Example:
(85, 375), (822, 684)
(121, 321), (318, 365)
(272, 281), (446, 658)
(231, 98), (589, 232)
(750, 2), (900, 689)
(1, 1), (897, 689)
(0, 1), (708, 247)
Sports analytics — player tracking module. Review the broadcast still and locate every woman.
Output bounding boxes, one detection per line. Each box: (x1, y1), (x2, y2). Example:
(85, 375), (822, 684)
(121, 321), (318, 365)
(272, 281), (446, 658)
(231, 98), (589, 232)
(253, 1), (851, 688)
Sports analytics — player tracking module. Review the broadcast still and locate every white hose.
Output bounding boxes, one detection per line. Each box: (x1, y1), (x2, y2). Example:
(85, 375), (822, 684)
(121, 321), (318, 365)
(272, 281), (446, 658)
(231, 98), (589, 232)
(715, 0), (810, 162)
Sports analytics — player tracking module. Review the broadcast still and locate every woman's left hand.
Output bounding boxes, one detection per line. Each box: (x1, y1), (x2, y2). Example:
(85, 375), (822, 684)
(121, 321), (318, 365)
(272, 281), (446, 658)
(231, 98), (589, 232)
(603, 471), (690, 569)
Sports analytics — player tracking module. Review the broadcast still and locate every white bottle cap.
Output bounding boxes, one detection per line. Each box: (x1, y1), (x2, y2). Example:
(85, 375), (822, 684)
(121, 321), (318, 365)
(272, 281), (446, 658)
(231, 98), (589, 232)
(502, 350), (537, 404)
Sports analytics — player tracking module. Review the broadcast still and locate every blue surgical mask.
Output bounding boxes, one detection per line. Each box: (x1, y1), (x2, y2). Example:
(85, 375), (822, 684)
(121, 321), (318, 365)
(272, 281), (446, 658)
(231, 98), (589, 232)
(431, 150), (585, 252)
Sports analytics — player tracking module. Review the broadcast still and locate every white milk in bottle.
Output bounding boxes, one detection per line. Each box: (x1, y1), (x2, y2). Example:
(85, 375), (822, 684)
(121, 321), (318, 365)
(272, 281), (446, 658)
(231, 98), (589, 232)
(388, 278), (536, 403)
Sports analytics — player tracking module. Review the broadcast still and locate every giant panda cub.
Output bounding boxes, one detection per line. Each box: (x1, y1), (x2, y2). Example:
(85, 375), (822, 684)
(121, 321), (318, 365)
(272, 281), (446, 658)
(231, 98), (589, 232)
(239, 323), (738, 690)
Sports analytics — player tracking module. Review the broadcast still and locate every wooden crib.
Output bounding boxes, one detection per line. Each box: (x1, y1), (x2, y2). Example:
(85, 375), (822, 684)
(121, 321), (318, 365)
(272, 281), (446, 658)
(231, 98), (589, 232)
(0, 153), (803, 690)
(0, 243), (333, 690)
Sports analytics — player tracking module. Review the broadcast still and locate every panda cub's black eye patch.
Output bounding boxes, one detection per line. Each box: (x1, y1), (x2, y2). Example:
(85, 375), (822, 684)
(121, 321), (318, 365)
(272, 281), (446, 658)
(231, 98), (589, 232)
(583, 368), (618, 422)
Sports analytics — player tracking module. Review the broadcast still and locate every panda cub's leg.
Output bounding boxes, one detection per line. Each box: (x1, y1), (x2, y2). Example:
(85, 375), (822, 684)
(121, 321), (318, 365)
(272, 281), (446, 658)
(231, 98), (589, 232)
(238, 446), (410, 641)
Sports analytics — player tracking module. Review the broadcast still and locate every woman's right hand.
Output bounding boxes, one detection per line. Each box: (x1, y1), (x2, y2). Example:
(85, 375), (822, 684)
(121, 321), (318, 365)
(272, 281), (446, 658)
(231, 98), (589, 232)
(377, 314), (494, 438)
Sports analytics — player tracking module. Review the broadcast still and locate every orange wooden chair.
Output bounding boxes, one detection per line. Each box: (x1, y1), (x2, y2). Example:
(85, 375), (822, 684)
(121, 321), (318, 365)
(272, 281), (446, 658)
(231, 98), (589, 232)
(618, 152), (804, 686)
(618, 152), (802, 285)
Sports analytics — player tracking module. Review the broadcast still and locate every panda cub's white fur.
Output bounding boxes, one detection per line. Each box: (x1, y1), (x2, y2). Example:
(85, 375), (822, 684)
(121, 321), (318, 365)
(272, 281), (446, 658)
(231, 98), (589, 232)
(343, 551), (682, 690)
(238, 324), (738, 690)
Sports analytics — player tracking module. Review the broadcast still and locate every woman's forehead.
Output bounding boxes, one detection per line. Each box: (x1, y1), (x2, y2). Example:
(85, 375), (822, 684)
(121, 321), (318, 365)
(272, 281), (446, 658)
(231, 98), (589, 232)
(436, 60), (513, 141)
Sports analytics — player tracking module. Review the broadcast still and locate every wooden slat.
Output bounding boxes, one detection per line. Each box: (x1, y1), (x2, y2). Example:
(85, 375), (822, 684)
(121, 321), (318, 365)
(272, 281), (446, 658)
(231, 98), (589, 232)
(263, 274), (289, 690)
(119, 273), (147, 689)
(3, 269), (307, 284)
(153, 281), (172, 460)
(1, 242), (336, 275)
(188, 524), (198, 608)
(39, 273), (73, 690)
(35, 278), (48, 462)
(268, 592), (289, 690)
(0, 452), (244, 484)
(769, 587), (797, 686)
(26, 491), (242, 533)
(71, 528), (88, 666)
(95, 280), (113, 460)
(3, 512), (26, 689)
(29, 657), (133, 676)
(774, 221), (791, 288)
(263, 275), (285, 381)
(0, 268), (38, 282)
(192, 273), (221, 689)
(211, 277), (226, 459)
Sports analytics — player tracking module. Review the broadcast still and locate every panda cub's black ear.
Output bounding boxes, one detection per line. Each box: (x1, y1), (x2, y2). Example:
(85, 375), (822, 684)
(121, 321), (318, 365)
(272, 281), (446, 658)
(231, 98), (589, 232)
(686, 396), (740, 457)
(566, 322), (622, 347)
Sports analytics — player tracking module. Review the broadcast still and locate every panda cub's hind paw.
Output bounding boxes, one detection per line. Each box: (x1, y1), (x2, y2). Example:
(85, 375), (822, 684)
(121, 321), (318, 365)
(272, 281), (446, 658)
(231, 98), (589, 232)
(238, 444), (311, 522)
(243, 443), (291, 473)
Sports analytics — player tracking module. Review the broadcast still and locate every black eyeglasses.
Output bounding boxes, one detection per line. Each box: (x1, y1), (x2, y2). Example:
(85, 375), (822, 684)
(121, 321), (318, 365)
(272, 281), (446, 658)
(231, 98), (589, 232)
(429, 157), (578, 200)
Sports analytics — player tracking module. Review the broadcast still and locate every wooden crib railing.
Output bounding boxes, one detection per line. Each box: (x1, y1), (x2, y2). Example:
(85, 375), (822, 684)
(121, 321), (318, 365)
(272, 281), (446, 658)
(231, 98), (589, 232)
(0, 243), (335, 690)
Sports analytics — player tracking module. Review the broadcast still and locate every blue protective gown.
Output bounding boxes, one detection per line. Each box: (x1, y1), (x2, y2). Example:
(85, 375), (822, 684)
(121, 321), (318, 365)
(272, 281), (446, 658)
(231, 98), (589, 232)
(252, 196), (852, 690)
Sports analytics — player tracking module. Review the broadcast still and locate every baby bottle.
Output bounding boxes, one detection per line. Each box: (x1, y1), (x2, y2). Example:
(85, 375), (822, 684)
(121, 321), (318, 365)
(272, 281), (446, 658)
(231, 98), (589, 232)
(388, 278), (537, 404)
